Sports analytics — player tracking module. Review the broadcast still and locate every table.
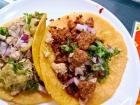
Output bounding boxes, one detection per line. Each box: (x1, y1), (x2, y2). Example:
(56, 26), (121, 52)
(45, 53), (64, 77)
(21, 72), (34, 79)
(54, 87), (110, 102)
(93, 0), (140, 35)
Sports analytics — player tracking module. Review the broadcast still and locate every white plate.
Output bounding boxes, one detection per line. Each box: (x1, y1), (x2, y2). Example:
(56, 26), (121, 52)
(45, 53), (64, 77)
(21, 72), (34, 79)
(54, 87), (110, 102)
(0, 0), (139, 105)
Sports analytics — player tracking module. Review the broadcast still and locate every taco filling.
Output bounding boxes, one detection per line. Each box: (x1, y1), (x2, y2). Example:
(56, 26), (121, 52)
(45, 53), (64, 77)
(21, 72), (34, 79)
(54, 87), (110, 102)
(0, 12), (47, 96)
(45, 15), (120, 102)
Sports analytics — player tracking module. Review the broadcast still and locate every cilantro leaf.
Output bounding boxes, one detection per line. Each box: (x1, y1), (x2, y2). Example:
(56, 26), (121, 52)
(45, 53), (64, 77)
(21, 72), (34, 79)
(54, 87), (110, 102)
(0, 27), (9, 36)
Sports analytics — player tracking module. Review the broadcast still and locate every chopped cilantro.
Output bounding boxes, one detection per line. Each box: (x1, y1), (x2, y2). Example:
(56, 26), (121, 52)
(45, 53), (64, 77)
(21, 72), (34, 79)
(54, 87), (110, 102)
(34, 12), (44, 19)
(61, 45), (73, 53)
(24, 13), (33, 24)
(88, 40), (120, 60)
(72, 43), (78, 50)
(87, 40), (120, 82)
(8, 58), (23, 73)
(26, 80), (38, 91)
(0, 27), (9, 36)
(61, 36), (78, 53)
(67, 36), (71, 45)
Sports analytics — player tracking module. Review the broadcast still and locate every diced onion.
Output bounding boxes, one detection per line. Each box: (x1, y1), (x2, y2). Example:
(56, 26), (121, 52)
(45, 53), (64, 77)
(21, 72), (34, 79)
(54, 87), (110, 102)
(89, 78), (97, 83)
(21, 34), (29, 43)
(76, 24), (96, 34)
(92, 57), (97, 63)
(65, 77), (79, 87)
(45, 32), (54, 44)
(0, 42), (10, 56)
(38, 84), (48, 95)
(75, 67), (84, 76)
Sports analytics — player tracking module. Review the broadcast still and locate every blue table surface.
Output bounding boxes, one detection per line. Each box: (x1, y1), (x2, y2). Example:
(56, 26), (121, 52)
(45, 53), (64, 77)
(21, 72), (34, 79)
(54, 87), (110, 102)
(0, 0), (140, 35)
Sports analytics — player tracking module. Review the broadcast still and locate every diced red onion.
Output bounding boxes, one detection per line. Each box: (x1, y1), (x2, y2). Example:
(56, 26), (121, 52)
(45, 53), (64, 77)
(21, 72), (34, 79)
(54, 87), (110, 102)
(21, 34), (29, 43)
(76, 24), (96, 34)
(65, 77), (79, 87)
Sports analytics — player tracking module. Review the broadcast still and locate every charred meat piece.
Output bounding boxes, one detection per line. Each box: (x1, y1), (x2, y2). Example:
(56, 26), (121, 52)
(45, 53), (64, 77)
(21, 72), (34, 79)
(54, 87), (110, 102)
(65, 82), (79, 98)
(55, 54), (68, 63)
(57, 72), (73, 84)
(74, 15), (83, 24)
(49, 27), (57, 36)
(85, 17), (94, 27)
(58, 28), (68, 36)
(71, 48), (88, 68)
(67, 20), (76, 29)
(78, 80), (96, 101)
(77, 32), (96, 50)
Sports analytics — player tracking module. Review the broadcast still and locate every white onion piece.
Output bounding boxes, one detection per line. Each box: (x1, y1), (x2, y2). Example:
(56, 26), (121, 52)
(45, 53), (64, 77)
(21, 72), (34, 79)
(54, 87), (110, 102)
(98, 57), (104, 64)
(68, 53), (74, 63)
(89, 78), (97, 83)
(79, 99), (86, 105)
(38, 84), (48, 95)
(0, 35), (6, 40)
(76, 24), (96, 34)
(65, 77), (79, 87)
(108, 47), (114, 53)
(3, 47), (10, 56)
(0, 42), (9, 56)
(92, 57), (97, 63)
(46, 32), (54, 44)
(69, 53), (74, 58)
(75, 67), (84, 76)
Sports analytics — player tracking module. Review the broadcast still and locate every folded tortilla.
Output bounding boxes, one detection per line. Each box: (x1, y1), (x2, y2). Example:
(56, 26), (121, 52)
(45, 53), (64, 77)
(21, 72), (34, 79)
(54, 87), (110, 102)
(0, 14), (51, 105)
(40, 12), (127, 105)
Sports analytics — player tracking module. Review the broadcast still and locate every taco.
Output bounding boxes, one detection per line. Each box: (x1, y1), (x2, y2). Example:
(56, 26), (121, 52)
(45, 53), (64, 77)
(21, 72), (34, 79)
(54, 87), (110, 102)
(0, 12), (51, 105)
(40, 12), (127, 105)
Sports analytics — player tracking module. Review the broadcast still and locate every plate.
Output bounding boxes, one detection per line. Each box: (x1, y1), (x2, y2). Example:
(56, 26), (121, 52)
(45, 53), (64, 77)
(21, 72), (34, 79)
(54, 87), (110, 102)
(0, 0), (139, 105)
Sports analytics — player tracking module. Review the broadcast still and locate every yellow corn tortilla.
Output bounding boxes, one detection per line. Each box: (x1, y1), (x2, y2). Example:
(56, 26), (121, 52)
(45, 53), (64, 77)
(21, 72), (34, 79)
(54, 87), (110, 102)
(40, 12), (127, 105)
(0, 15), (51, 105)
(32, 14), (47, 80)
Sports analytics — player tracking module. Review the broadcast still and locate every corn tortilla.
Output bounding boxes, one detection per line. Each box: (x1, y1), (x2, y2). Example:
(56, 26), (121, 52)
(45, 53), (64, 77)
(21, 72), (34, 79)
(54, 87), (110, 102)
(40, 12), (127, 105)
(0, 15), (51, 105)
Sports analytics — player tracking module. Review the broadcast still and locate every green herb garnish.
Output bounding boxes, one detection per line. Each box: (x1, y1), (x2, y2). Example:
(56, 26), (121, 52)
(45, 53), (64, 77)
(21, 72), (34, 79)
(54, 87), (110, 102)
(8, 58), (23, 73)
(87, 40), (120, 82)
(72, 43), (78, 50)
(61, 45), (73, 53)
(24, 13), (33, 24)
(67, 36), (71, 45)
(26, 80), (38, 91)
(0, 27), (9, 36)
(88, 40), (120, 60)
(34, 12), (44, 19)
(61, 36), (78, 53)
